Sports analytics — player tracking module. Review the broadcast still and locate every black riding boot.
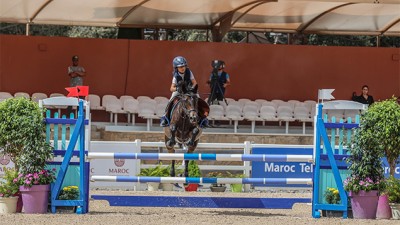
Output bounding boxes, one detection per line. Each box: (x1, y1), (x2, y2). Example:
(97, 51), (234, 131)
(160, 115), (169, 127)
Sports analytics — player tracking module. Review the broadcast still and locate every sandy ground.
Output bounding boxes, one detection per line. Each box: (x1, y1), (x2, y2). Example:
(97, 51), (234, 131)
(0, 189), (399, 225)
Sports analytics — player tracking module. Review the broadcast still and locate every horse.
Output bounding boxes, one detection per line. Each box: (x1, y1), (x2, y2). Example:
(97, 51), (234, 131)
(164, 83), (205, 178)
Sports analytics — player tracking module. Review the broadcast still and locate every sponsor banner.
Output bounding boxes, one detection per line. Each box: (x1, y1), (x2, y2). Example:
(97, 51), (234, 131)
(252, 147), (400, 188)
(90, 141), (141, 190)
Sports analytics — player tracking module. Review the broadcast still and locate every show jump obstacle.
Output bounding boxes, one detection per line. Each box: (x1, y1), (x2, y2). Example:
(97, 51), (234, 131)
(44, 90), (364, 218)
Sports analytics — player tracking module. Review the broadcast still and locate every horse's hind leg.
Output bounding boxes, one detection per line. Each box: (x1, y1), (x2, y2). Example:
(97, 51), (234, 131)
(165, 135), (176, 177)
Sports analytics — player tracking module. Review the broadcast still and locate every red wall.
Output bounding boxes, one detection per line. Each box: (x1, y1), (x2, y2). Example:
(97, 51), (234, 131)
(1, 35), (399, 102)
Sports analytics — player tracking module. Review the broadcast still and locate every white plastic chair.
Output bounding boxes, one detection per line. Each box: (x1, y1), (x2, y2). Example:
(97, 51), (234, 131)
(14, 92), (30, 99)
(294, 106), (312, 134)
(0, 92), (13, 102)
(154, 96), (169, 104)
(138, 101), (157, 131)
(124, 99), (139, 125)
(277, 105), (294, 134)
(119, 95), (135, 105)
(105, 99), (125, 125)
(243, 105), (262, 133)
(225, 105), (243, 133)
(31, 93), (48, 103)
(259, 105), (278, 122)
(88, 94), (105, 110)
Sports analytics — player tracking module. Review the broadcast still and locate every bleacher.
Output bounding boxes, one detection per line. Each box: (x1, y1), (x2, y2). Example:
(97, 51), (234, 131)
(0, 91), (362, 135)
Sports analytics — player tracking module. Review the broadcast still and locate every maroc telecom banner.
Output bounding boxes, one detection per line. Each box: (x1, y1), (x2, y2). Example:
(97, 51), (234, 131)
(252, 147), (400, 188)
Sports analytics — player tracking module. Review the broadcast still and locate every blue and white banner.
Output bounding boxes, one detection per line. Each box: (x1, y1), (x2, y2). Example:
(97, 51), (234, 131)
(252, 147), (400, 188)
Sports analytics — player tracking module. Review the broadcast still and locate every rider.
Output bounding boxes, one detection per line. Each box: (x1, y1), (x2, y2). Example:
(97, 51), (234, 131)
(160, 56), (210, 128)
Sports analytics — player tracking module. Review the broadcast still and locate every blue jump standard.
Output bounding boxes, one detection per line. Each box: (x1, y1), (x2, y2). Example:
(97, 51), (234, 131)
(91, 195), (311, 209)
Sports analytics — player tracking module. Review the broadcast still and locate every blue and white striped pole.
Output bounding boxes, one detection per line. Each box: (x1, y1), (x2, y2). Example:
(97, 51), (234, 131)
(88, 153), (313, 162)
(91, 176), (312, 185)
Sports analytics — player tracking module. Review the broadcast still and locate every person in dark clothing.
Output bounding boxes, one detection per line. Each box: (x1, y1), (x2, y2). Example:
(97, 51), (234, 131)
(352, 85), (374, 106)
(160, 56), (210, 128)
(207, 60), (231, 104)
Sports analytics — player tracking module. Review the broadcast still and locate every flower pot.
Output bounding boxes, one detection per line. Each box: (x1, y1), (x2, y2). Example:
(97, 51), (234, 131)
(19, 184), (50, 214)
(376, 195), (392, 219)
(230, 184), (243, 193)
(0, 196), (19, 213)
(349, 190), (379, 219)
(390, 203), (400, 220)
(321, 209), (353, 218)
(147, 182), (160, 191)
(161, 183), (174, 191)
(184, 184), (198, 192)
(210, 185), (226, 192)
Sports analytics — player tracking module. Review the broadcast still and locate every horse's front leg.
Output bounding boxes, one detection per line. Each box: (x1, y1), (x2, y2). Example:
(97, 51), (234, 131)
(167, 124), (176, 147)
(187, 127), (199, 147)
(184, 159), (189, 177)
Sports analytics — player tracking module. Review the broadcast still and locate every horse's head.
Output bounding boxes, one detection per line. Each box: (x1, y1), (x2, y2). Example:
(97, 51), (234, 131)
(182, 94), (199, 125)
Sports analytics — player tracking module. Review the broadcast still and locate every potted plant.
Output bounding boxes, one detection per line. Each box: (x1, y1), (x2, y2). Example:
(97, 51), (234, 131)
(0, 98), (55, 214)
(138, 163), (170, 191)
(57, 185), (79, 212)
(226, 172), (245, 193)
(184, 161), (201, 192)
(386, 176), (400, 219)
(0, 168), (19, 213)
(344, 97), (400, 219)
(321, 187), (353, 218)
(207, 172), (226, 192)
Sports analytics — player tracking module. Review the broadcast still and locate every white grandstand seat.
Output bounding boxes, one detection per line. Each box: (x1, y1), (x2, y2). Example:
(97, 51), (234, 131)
(294, 106), (312, 134)
(138, 101), (157, 131)
(304, 100), (317, 111)
(208, 105), (227, 123)
(238, 98), (252, 105)
(14, 92), (30, 99)
(225, 98), (235, 103)
(261, 101), (278, 110)
(243, 105), (262, 133)
(102, 95), (119, 122)
(277, 101), (294, 110)
(31, 93), (48, 103)
(105, 99), (125, 125)
(277, 105), (295, 134)
(88, 94), (105, 110)
(124, 99), (139, 125)
(225, 104), (244, 133)
(0, 92), (13, 102)
(288, 100), (300, 109)
(271, 99), (285, 106)
(50, 93), (65, 97)
(155, 102), (167, 117)
(119, 95), (135, 105)
(244, 101), (261, 110)
(137, 96), (152, 103)
(218, 101), (228, 111)
(259, 105), (279, 123)
(254, 99), (267, 105)
(154, 96), (169, 104)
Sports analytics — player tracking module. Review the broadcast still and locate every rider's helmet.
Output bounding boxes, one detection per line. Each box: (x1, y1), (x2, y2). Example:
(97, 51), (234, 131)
(72, 55), (79, 61)
(173, 56), (187, 68)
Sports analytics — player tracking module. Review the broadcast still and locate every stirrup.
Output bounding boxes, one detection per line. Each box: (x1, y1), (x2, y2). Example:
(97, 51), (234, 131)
(160, 116), (169, 127)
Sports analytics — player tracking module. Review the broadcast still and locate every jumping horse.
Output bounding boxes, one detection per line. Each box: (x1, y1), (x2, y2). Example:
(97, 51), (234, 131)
(164, 83), (207, 178)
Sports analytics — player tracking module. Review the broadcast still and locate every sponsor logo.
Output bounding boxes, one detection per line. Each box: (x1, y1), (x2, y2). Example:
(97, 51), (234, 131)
(114, 158), (125, 167)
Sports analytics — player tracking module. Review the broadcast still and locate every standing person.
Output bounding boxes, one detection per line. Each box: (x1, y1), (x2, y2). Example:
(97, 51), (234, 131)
(352, 85), (374, 106)
(68, 55), (86, 87)
(160, 56), (210, 128)
(67, 55), (86, 115)
(208, 60), (231, 105)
